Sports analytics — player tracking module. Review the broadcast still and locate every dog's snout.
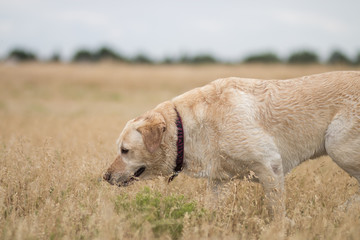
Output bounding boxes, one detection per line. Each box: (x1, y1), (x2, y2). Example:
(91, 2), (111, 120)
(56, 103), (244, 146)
(103, 172), (111, 182)
(104, 155), (127, 185)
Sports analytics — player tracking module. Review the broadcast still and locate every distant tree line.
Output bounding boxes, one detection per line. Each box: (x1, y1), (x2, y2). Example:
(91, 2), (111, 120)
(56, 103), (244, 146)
(3, 47), (360, 65)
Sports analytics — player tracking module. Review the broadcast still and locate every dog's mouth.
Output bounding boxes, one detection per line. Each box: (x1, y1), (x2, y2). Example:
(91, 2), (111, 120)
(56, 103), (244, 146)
(133, 166), (146, 177)
(118, 166), (146, 187)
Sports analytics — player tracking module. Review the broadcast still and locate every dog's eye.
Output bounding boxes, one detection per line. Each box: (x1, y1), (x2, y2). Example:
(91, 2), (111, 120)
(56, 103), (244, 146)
(121, 148), (129, 154)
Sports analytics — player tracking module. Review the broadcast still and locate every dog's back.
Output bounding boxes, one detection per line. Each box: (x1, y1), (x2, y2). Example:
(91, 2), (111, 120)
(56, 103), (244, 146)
(173, 71), (360, 175)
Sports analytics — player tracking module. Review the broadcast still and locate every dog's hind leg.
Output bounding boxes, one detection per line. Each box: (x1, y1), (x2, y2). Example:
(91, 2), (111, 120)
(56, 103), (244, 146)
(325, 112), (360, 192)
(325, 112), (360, 211)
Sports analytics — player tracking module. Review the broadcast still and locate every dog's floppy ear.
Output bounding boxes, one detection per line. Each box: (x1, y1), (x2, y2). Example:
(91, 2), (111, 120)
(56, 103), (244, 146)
(137, 112), (166, 153)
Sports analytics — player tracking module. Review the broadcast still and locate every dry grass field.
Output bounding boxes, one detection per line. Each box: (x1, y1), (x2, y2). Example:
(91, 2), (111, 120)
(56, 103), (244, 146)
(1, 63), (360, 239)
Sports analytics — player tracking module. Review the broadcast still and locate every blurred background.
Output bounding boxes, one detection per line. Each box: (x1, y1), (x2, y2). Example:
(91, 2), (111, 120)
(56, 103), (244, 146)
(1, 0), (360, 64)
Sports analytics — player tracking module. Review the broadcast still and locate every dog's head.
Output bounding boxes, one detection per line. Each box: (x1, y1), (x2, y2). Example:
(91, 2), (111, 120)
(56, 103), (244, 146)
(103, 111), (174, 186)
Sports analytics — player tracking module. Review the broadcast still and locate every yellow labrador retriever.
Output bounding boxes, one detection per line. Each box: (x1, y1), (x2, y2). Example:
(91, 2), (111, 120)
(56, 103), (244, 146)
(104, 71), (360, 220)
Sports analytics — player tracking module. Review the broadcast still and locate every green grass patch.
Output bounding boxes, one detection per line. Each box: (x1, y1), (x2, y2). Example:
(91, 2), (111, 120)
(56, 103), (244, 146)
(114, 187), (203, 239)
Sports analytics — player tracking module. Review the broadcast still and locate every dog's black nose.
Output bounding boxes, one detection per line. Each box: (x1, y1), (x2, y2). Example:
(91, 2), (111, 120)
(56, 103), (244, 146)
(103, 172), (111, 182)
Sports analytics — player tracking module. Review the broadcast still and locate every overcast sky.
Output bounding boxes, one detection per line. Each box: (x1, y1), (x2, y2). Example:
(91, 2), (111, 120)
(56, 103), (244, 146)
(0, 0), (359, 61)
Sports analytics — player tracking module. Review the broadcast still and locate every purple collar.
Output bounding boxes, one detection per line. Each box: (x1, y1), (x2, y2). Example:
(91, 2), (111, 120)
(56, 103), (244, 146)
(168, 108), (184, 183)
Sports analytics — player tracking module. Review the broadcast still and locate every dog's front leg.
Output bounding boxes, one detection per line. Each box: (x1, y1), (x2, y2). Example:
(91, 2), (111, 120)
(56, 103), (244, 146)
(253, 161), (285, 222)
(252, 160), (288, 238)
(209, 178), (227, 195)
(205, 178), (226, 208)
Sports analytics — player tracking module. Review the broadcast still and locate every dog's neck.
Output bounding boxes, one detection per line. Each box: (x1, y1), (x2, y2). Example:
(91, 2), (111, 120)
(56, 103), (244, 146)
(168, 108), (184, 182)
